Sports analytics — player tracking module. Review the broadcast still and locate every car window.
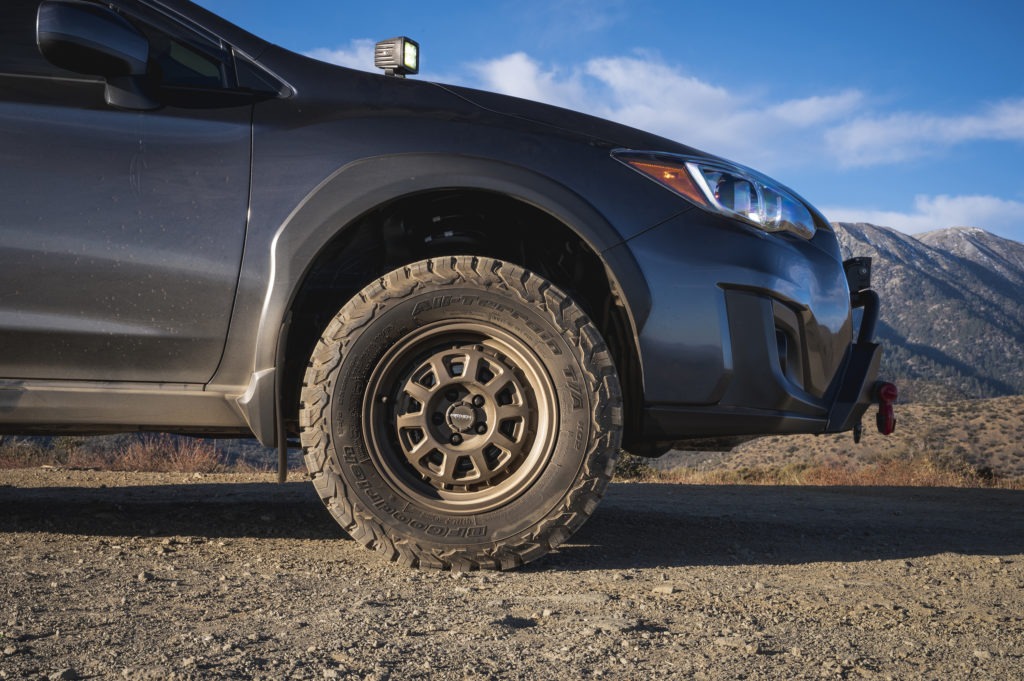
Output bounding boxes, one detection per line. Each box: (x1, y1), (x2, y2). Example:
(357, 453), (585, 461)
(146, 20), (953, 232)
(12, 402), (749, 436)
(148, 31), (228, 89)
(119, 2), (233, 90)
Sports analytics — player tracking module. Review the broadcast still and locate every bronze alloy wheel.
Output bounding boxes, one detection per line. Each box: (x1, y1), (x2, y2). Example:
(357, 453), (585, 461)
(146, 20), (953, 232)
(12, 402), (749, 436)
(301, 256), (622, 570)
(365, 322), (558, 514)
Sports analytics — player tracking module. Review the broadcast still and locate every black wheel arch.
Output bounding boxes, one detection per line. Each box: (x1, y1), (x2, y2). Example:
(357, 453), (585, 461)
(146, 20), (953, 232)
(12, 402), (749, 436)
(239, 153), (652, 448)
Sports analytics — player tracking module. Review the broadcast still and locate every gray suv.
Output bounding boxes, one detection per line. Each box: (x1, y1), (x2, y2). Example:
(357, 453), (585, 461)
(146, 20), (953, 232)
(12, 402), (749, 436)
(0, 0), (894, 569)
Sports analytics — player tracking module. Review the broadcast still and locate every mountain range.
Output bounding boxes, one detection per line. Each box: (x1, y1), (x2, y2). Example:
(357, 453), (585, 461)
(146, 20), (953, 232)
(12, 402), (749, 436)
(834, 222), (1024, 402)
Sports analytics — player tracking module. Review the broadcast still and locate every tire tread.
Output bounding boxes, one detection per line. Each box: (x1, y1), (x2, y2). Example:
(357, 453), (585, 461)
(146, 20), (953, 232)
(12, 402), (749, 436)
(299, 256), (622, 570)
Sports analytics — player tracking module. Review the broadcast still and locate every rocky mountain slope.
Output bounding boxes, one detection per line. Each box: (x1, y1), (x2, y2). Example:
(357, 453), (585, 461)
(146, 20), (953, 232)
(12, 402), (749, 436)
(834, 223), (1024, 402)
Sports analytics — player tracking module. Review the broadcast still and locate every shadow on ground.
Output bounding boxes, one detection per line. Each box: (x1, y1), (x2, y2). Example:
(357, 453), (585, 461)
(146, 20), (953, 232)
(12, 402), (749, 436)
(0, 480), (339, 541)
(1, 478), (1021, 569)
(554, 483), (1024, 570)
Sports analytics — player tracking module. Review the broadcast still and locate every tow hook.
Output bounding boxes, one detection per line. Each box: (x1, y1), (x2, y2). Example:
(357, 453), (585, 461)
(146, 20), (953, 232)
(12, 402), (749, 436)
(875, 382), (898, 435)
(853, 381), (898, 443)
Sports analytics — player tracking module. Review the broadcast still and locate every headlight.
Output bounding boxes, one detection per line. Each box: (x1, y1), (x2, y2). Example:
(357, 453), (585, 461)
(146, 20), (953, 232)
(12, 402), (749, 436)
(613, 150), (817, 240)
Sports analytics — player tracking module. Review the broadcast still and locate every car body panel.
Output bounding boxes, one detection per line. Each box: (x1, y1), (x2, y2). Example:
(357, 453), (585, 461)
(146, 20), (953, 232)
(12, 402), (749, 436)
(0, 0), (883, 452)
(0, 63), (250, 383)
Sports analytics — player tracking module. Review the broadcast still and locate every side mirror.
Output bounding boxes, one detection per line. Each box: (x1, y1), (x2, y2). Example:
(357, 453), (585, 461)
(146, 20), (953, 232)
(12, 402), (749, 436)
(37, 0), (158, 110)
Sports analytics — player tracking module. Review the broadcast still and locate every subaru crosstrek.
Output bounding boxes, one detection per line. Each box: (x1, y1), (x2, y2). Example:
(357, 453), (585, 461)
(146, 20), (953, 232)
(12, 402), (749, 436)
(0, 0), (894, 569)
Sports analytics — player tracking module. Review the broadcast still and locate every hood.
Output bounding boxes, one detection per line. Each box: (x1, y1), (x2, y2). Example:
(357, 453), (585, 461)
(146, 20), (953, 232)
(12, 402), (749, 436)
(427, 81), (711, 159)
(266, 49), (715, 161)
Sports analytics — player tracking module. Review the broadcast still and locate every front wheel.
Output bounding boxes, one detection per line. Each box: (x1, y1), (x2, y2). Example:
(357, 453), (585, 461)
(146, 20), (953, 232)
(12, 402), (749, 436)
(300, 256), (622, 570)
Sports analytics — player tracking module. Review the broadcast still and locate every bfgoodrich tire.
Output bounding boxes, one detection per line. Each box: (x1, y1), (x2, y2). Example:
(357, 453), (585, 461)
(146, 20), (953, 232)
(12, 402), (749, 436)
(300, 256), (622, 570)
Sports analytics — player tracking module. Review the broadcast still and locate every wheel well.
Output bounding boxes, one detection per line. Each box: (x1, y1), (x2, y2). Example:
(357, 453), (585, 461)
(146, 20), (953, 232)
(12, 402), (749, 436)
(279, 189), (643, 439)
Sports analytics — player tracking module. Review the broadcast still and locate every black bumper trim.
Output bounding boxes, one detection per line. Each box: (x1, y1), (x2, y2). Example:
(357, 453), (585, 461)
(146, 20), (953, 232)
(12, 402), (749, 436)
(824, 341), (882, 432)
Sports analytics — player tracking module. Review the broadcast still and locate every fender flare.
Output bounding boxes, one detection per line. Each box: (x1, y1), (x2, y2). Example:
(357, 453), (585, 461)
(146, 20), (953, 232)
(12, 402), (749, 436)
(238, 153), (651, 445)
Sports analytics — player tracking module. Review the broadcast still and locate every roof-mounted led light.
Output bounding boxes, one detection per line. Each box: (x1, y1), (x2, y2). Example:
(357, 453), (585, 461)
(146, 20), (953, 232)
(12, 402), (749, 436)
(374, 36), (419, 77)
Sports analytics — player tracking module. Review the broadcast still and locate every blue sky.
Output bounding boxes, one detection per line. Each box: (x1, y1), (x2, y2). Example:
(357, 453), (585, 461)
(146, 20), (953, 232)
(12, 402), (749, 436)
(198, 0), (1024, 242)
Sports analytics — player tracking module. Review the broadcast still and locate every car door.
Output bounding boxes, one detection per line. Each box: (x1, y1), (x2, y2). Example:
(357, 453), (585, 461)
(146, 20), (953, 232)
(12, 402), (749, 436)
(0, 0), (251, 383)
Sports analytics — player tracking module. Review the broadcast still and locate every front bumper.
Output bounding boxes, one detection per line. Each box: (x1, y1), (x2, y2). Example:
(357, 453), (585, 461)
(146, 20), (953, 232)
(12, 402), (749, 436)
(633, 289), (883, 449)
(615, 210), (886, 451)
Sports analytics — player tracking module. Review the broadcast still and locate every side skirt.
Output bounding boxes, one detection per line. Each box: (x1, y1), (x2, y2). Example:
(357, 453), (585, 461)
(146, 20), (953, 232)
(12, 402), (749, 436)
(0, 379), (251, 435)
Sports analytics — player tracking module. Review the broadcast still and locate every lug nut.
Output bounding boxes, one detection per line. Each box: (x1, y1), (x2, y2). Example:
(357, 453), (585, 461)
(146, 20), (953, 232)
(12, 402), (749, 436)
(476, 424), (487, 435)
(472, 395), (485, 407)
(450, 433), (463, 445)
(445, 390), (459, 402)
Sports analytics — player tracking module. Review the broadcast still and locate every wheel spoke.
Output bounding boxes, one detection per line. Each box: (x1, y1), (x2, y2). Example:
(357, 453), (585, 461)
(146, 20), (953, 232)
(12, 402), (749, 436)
(494, 428), (522, 448)
(438, 450), (461, 484)
(467, 447), (492, 480)
(496, 401), (529, 422)
(429, 356), (451, 383)
(460, 350), (482, 383)
(402, 381), (434, 406)
(403, 429), (443, 462)
(479, 377), (513, 403)
(396, 412), (424, 430)
(482, 357), (506, 383)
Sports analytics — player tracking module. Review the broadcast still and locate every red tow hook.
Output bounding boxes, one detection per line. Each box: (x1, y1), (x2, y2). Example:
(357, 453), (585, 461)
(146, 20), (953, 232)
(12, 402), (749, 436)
(875, 382), (898, 435)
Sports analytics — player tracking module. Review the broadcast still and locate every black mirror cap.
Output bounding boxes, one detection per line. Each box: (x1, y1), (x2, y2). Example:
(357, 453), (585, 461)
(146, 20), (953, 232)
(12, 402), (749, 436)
(37, 0), (149, 78)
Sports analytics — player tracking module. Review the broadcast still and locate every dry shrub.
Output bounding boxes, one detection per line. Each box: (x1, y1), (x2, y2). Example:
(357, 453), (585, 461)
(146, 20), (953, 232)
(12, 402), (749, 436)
(0, 435), (284, 473)
(65, 435), (224, 473)
(128, 436), (222, 473)
(231, 457), (275, 474)
(0, 438), (52, 469)
(659, 452), (1023, 489)
(659, 464), (812, 486)
(614, 452), (657, 480)
(797, 454), (1021, 489)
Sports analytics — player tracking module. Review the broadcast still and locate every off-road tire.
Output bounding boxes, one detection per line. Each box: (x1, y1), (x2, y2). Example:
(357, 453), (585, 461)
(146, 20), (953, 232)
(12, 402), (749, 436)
(299, 256), (622, 570)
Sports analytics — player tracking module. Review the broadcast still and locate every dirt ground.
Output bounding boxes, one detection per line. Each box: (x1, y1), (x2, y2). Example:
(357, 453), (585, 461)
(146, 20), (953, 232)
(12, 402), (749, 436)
(1, 469), (1022, 680)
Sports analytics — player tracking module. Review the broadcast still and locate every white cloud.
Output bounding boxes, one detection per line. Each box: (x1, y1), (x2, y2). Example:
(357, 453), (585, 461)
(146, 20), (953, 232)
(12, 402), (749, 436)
(472, 52), (864, 169)
(766, 90), (865, 127)
(823, 194), (1024, 240)
(825, 99), (1024, 166)
(582, 56), (740, 146)
(470, 52), (1024, 173)
(305, 39), (376, 72)
(471, 52), (589, 109)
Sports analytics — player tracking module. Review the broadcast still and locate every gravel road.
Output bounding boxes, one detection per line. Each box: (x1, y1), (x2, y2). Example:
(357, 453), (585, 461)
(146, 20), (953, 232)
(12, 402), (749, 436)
(1, 469), (1022, 680)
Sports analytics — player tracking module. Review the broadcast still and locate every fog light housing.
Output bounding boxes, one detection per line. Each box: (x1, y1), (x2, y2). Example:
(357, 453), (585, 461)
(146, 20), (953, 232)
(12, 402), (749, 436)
(374, 36), (419, 77)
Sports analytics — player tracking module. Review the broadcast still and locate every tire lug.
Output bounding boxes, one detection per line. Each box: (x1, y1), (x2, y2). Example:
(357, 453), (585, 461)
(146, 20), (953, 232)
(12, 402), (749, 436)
(445, 390), (459, 402)
(450, 433), (463, 445)
(475, 424), (487, 435)
(472, 395), (485, 407)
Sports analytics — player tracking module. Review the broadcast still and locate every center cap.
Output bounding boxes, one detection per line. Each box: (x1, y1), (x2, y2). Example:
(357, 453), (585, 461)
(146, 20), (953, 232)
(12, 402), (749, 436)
(446, 403), (477, 433)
